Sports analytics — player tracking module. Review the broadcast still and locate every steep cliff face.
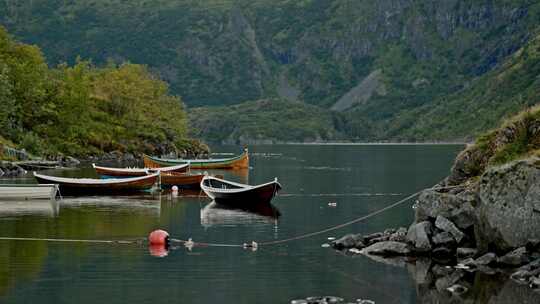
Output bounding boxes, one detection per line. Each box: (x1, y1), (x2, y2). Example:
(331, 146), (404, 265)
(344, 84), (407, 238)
(1, 0), (538, 141)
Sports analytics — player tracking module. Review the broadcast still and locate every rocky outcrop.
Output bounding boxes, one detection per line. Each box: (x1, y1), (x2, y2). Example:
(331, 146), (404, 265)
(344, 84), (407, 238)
(476, 158), (540, 251)
(332, 155), (540, 293)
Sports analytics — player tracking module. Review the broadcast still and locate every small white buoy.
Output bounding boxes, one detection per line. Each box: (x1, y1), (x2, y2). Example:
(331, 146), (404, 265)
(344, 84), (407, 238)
(327, 237), (336, 241)
(184, 238), (194, 250)
(321, 243), (330, 248)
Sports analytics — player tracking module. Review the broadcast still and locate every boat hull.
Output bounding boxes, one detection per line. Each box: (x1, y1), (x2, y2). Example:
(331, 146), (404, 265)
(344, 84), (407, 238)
(93, 163), (188, 178)
(160, 173), (205, 189)
(201, 176), (281, 207)
(143, 150), (249, 170)
(0, 184), (58, 200)
(34, 173), (158, 196)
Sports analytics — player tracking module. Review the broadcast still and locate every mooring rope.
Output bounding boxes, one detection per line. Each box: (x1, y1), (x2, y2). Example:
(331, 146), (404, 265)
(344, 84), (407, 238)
(171, 184), (462, 249)
(0, 236), (143, 245)
(0, 185), (462, 249)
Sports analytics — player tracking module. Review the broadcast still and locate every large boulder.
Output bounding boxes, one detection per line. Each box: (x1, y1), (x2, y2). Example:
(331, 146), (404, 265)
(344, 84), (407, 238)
(476, 158), (540, 252)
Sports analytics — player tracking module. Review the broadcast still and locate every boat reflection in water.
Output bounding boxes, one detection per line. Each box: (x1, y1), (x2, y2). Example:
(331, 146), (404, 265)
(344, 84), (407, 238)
(0, 199), (60, 218)
(200, 201), (280, 228)
(59, 195), (162, 216)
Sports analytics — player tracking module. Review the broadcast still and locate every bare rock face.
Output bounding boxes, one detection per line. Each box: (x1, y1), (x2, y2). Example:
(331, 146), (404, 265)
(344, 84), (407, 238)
(414, 188), (476, 228)
(476, 159), (540, 252)
(406, 221), (433, 252)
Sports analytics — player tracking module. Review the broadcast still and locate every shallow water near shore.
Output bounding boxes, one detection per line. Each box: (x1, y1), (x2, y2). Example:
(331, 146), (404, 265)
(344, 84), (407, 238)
(3, 143), (525, 303)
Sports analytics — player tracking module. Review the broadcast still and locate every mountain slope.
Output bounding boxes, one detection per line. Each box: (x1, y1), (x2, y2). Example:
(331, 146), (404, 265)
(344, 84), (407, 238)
(380, 31), (540, 141)
(2, 0), (540, 142)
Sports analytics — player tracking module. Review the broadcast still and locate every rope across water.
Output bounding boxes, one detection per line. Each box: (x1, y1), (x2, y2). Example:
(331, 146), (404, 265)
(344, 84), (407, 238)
(0, 185), (461, 249)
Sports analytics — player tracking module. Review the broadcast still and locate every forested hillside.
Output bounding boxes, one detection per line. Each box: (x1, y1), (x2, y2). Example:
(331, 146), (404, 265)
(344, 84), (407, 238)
(2, 0), (540, 143)
(0, 26), (199, 158)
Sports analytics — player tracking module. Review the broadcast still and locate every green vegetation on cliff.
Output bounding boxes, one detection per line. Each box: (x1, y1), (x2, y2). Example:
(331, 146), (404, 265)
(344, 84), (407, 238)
(0, 26), (195, 158)
(447, 105), (540, 185)
(189, 99), (346, 143)
(1, 1), (540, 142)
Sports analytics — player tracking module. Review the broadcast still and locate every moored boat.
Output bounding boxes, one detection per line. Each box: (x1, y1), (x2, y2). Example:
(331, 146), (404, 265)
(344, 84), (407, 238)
(200, 175), (281, 206)
(0, 184), (59, 200)
(92, 163), (189, 178)
(160, 172), (206, 189)
(33, 172), (159, 195)
(143, 148), (249, 170)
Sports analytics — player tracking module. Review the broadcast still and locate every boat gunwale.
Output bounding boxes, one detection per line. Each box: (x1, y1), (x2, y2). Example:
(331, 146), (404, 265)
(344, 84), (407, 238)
(144, 150), (247, 165)
(200, 176), (281, 194)
(92, 163), (188, 174)
(33, 172), (160, 185)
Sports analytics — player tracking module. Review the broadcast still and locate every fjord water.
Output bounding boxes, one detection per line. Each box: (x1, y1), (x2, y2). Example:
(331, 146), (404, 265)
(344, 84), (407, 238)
(0, 144), (463, 304)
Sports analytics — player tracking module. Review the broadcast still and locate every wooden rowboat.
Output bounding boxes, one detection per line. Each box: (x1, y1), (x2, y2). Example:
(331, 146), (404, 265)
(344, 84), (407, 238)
(200, 175), (281, 206)
(143, 149), (249, 170)
(0, 184), (59, 200)
(33, 172), (159, 195)
(160, 172), (206, 189)
(92, 163), (189, 178)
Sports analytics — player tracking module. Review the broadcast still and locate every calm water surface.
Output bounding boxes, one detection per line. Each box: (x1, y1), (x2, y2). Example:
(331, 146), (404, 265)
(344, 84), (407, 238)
(0, 144), (465, 303)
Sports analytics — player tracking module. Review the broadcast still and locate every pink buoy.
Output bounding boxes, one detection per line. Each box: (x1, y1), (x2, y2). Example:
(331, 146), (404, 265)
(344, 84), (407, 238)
(148, 229), (170, 245)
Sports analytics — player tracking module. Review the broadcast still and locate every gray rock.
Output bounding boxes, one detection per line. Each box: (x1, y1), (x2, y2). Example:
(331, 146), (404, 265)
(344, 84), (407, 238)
(448, 201), (476, 230)
(447, 284), (468, 295)
(435, 270), (465, 292)
(498, 247), (530, 267)
(457, 247), (478, 259)
(389, 227), (408, 242)
(477, 158), (540, 252)
(432, 247), (453, 259)
(363, 232), (383, 242)
(458, 257), (477, 268)
(432, 264), (454, 277)
(435, 216), (465, 243)
(415, 190), (469, 222)
(519, 258), (540, 271)
(406, 221), (432, 252)
(474, 253), (497, 266)
(510, 269), (540, 284)
(361, 241), (412, 256)
(526, 239), (540, 252)
(432, 232), (455, 247)
(407, 258), (432, 285)
(331, 234), (363, 250)
(368, 235), (389, 245)
(530, 276), (540, 289)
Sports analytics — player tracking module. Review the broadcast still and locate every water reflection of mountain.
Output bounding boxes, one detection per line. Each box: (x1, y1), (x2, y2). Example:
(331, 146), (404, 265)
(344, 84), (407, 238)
(200, 201), (280, 228)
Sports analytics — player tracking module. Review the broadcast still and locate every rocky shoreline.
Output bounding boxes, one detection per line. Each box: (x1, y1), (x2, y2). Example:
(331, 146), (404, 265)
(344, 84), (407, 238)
(331, 156), (540, 298)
